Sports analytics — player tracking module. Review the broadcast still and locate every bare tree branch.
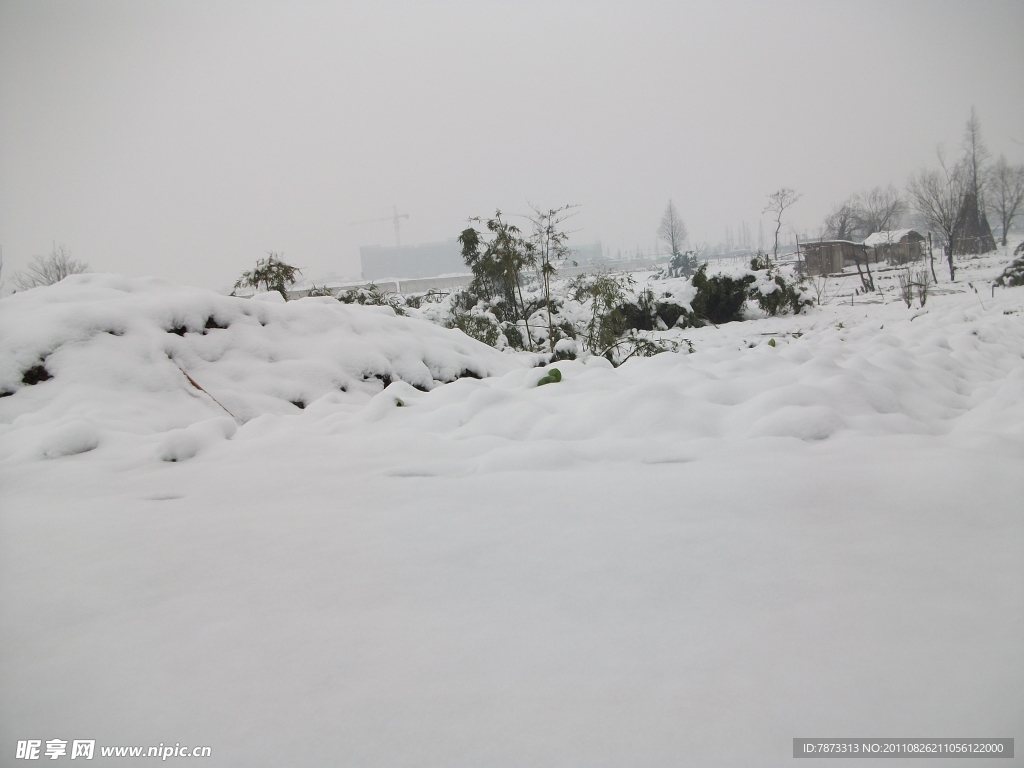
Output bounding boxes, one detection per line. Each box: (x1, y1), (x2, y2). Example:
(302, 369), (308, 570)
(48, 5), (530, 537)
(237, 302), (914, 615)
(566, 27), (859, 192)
(763, 188), (800, 261)
(657, 200), (688, 259)
(11, 245), (89, 291)
(853, 185), (907, 236)
(907, 150), (967, 280)
(987, 155), (1024, 247)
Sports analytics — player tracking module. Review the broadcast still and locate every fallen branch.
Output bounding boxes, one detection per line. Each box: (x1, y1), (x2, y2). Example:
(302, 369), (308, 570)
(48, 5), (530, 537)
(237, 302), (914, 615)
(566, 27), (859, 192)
(168, 355), (238, 422)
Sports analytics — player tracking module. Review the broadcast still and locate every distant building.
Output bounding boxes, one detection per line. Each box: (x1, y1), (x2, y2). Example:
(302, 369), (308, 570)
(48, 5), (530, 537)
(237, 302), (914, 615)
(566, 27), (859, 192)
(360, 240), (467, 280)
(800, 240), (870, 276)
(864, 229), (925, 265)
(570, 242), (606, 265)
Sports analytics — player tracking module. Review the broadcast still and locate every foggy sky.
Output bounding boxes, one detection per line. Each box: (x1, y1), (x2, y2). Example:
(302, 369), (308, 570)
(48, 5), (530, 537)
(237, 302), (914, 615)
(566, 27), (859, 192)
(2, 0), (1022, 290)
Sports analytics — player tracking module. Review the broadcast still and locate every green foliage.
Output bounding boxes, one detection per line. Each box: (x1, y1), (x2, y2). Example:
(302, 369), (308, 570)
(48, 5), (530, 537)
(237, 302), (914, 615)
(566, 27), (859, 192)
(337, 284), (407, 315)
(458, 211), (536, 349)
(690, 264), (754, 324)
(305, 284), (335, 297)
(566, 274), (687, 364)
(569, 273), (635, 355)
(667, 250), (700, 278)
(617, 287), (658, 331)
(749, 252), (773, 272)
(551, 338), (578, 362)
(605, 334), (687, 364)
(530, 204), (578, 352)
(233, 253), (302, 299)
(403, 290), (450, 309)
(450, 311), (502, 347)
(536, 368), (562, 386)
(748, 254), (813, 316)
(654, 297), (692, 328)
(612, 287), (699, 330)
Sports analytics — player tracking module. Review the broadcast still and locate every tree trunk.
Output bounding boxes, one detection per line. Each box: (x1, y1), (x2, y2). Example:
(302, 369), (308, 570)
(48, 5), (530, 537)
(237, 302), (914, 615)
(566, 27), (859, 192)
(928, 233), (938, 284)
(514, 276), (534, 352)
(543, 266), (555, 354)
(852, 253), (874, 293)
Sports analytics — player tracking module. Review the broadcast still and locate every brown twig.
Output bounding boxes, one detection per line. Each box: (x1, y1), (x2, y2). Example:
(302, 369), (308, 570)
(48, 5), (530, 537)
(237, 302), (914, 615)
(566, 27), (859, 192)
(168, 355), (238, 422)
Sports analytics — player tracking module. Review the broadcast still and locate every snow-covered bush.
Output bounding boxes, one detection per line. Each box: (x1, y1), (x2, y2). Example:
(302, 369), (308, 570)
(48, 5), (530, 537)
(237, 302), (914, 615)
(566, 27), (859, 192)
(568, 273), (634, 355)
(564, 274), (683, 364)
(456, 213), (540, 350)
(233, 253), (301, 299)
(747, 253), (813, 316)
(690, 264), (754, 325)
(449, 308), (504, 348)
(994, 256), (1024, 287)
(665, 249), (700, 278)
(305, 284), (336, 298)
(337, 284), (407, 315)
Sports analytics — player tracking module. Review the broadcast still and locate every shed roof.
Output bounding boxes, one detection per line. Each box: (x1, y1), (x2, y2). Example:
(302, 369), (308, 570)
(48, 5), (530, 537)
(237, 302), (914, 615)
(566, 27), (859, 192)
(801, 239), (866, 250)
(864, 229), (922, 247)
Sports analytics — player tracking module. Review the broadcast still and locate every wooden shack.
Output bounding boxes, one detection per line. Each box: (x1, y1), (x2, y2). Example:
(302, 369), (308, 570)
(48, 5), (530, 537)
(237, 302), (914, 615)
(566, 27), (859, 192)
(864, 229), (925, 265)
(800, 240), (870, 276)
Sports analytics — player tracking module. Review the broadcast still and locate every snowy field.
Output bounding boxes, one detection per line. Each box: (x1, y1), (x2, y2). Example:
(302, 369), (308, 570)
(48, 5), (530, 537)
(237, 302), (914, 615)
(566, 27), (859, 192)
(2, 252), (1022, 766)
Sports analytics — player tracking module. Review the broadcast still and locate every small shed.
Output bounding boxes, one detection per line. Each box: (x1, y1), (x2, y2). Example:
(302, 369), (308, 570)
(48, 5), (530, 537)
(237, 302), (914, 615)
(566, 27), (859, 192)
(864, 229), (925, 265)
(800, 240), (870, 276)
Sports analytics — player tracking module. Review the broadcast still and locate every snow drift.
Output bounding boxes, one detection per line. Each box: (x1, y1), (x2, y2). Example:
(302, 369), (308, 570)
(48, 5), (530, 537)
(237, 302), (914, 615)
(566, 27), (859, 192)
(3, 271), (1021, 468)
(0, 273), (524, 460)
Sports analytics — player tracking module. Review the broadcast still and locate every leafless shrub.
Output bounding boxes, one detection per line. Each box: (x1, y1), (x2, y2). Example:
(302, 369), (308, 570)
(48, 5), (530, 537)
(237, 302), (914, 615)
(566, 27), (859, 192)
(898, 266), (931, 308)
(897, 269), (914, 308)
(12, 245), (89, 291)
(914, 268), (930, 307)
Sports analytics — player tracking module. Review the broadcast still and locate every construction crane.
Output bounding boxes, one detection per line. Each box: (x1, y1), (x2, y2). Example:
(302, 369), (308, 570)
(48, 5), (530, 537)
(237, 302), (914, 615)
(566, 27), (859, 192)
(350, 205), (410, 246)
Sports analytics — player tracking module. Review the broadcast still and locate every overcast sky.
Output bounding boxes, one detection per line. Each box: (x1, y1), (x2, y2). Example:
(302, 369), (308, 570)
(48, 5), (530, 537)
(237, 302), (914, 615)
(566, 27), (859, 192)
(2, 0), (1022, 290)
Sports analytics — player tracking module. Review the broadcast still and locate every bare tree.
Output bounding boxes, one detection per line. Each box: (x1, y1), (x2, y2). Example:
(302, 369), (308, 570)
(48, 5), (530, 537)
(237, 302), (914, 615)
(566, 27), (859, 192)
(822, 200), (859, 240)
(657, 200), (688, 259)
(12, 245), (89, 291)
(907, 151), (968, 281)
(853, 185), (906, 236)
(763, 188), (800, 260)
(962, 106), (990, 205)
(987, 155), (1024, 247)
(952, 108), (997, 254)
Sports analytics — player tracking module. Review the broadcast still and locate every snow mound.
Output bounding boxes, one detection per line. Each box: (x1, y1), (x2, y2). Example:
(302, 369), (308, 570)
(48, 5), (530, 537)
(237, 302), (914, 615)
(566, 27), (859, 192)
(1, 272), (1022, 467)
(0, 274), (524, 455)
(155, 417), (237, 462)
(37, 419), (100, 458)
(300, 286), (1024, 473)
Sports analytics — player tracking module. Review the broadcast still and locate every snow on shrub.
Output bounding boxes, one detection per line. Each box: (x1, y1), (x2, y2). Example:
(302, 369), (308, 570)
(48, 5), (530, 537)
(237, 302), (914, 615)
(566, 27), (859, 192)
(747, 253), (813, 316)
(994, 256), (1024, 287)
(689, 264), (754, 324)
(0, 274), (525, 448)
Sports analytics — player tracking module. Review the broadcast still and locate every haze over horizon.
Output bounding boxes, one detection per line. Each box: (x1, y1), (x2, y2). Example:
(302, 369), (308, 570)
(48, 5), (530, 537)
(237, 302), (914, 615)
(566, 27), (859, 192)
(2, 0), (1022, 290)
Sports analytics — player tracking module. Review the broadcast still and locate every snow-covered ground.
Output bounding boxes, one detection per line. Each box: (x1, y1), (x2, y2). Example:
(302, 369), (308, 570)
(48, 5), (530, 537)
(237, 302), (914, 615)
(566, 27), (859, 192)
(2, 251), (1022, 766)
